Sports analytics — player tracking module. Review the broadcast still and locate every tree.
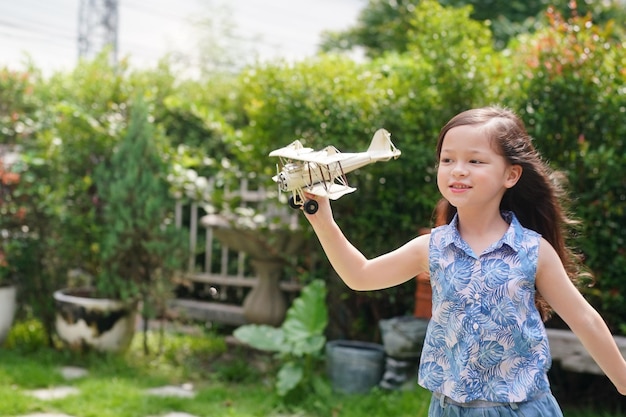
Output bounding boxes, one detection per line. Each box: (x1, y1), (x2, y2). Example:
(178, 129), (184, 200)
(95, 96), (186, 352)
(503, 8), (626, 331)
(319, 0), (626, 55)
(166, 0), (256, 76)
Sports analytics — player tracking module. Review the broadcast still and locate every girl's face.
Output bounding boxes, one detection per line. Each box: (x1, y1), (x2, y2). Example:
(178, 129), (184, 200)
(437, 125), (521, 212)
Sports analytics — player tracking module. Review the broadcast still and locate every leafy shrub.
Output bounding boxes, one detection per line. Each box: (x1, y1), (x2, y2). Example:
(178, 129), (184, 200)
(504, 9), (626, 331)
(95, 96), (186, 300)
(3, 318), (49, 353)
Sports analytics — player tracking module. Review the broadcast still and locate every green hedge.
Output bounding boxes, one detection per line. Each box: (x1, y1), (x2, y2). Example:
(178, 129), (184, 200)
(503, 10), (626, 331)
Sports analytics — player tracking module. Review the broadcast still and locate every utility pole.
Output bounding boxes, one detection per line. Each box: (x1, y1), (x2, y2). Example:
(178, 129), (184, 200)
(77, 0), (119, 65)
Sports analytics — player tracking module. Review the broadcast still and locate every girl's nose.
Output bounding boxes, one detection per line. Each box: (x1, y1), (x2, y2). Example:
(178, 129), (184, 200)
(451, 162), (468, 177)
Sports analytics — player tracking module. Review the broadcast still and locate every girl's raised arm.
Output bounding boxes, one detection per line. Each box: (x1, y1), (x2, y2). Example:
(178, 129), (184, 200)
(304, 195), (429, 291)
(536, 238), (626, 395)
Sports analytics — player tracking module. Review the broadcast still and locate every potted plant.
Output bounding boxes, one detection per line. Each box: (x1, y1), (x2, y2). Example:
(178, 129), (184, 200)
(0, 131), (70, 349)
(0, 153), (22, 345)
(53, 96), (186, 353)
(0, 248), (17, 346)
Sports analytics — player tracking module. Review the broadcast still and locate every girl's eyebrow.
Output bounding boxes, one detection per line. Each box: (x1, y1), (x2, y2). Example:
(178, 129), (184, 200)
(440, 148), (489, 155)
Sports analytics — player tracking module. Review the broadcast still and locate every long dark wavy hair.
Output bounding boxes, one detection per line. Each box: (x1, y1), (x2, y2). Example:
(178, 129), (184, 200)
(433, 105), (587, 321)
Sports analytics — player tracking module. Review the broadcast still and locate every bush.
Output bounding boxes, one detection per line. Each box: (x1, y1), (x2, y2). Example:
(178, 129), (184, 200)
(3, 318), (49, 353)
(504, 9), (626, 331)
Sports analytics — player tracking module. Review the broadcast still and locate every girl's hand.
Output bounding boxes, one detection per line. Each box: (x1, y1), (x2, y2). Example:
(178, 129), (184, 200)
(301, 193), (333, 228)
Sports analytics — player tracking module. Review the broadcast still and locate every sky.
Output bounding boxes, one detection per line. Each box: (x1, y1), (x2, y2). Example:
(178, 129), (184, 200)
(0, 0), (365, 75)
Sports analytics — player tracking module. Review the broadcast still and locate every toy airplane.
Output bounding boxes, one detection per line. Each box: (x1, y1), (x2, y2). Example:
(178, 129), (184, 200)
(269, 129), (401, 214)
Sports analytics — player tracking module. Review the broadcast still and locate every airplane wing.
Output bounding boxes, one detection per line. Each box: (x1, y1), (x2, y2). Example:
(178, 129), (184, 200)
(279, 145), (358, 165)
(269, 140), (314, 159)
(307, 182), (356, 200)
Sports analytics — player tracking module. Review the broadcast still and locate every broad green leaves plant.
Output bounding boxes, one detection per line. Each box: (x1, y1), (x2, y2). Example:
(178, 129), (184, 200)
(233, 279), (328, 397)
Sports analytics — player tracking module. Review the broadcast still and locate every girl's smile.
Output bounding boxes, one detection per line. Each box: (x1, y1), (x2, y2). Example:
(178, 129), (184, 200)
(448, 182), (471, 192)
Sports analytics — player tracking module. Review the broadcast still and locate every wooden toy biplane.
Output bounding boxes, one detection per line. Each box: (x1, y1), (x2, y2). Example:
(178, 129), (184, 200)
(269, 129), (401, 214)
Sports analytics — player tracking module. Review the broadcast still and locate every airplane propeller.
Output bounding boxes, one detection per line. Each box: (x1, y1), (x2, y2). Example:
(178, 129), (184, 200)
(275, 163), (282, 196)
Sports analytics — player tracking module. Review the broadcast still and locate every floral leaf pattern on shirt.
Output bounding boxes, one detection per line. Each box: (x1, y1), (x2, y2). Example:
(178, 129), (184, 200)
(418, 212), (552, 403)
(482, 258), (510, 288)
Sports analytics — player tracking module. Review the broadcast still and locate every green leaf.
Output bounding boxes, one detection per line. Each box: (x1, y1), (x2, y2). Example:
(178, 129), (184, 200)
(233, 324), (285, 353)
(276, 361), (303, 397)
(283, 279), (328, 354)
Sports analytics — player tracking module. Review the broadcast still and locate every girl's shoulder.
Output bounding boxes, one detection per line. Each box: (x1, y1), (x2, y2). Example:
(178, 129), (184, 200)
(429, 222), (456, 248)
(507, 212), (542, 248)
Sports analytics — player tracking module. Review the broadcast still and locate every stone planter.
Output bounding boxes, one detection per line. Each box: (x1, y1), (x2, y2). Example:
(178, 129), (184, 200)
(547, 328), (626, 375)
(53, 287), (137, 353)
(242, 259), (288, 326)
(0, 284), (17, 345)
(326, 340), (386, 394)
(202, 214), (305, 327)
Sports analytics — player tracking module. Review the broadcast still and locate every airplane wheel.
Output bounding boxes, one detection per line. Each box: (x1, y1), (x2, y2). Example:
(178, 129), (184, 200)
(304, 199), (319, 214)
(288, 196), (302, 210)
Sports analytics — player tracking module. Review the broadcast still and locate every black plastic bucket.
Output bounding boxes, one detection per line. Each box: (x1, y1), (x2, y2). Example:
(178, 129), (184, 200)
(325, 340), (385, 394)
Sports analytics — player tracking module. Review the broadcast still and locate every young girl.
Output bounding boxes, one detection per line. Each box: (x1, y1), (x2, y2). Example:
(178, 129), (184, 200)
(303, 106), (626, 416)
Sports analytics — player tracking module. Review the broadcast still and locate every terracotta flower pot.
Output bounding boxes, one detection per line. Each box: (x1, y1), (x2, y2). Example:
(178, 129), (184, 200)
(414, 272), (432, 319)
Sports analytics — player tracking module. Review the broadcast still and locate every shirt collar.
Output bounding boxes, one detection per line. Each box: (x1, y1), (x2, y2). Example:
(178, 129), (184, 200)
(441, 211), (524, 257)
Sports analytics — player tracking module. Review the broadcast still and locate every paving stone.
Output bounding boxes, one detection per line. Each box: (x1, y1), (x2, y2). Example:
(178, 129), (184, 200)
(145, 384), (196, 398)
(59, 366), (88, 380)
(26, 386), (80, 400)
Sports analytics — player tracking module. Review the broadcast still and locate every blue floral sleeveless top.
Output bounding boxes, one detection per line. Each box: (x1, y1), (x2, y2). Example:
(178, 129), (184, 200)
(418, 211), (552, 403)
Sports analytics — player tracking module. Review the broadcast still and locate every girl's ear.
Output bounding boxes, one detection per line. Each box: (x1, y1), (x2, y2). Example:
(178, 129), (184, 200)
(505, 164), (522, 188)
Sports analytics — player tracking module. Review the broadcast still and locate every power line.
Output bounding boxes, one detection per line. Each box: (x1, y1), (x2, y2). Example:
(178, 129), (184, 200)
(0, 16), (75, 41)
(121, 0), (191, 23)
(0, 31), (72, 52)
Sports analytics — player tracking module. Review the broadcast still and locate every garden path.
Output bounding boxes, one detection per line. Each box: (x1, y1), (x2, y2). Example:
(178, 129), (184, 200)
(15, 366), (200, 417)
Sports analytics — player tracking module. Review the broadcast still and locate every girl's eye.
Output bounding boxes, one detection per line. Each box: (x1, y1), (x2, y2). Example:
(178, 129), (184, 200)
(470, 160), (482, 164)
(440, 158), (452, 163)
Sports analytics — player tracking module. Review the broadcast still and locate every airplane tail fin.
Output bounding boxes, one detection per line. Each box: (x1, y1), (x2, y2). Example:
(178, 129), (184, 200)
(367, 129), (401, 160)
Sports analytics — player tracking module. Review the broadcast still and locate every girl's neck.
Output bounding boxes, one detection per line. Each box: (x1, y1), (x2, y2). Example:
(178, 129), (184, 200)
(456, 208), (510, 256)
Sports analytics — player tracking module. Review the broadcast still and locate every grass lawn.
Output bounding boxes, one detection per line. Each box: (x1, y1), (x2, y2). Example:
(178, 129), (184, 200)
(0, 319), (622, 417)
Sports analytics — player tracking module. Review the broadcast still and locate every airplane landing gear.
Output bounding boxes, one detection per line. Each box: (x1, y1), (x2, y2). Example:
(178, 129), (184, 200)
(288, 195), (319, 214)
(288, 195), (301, 210)
(303, 199), (319, 214)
